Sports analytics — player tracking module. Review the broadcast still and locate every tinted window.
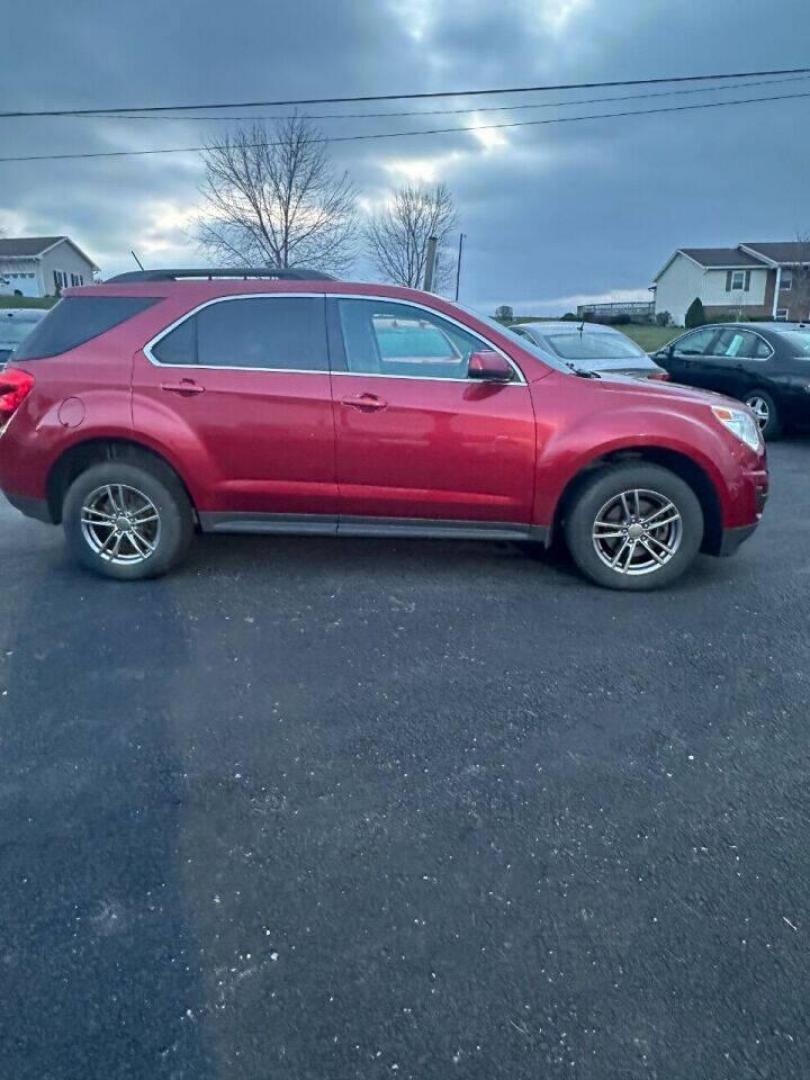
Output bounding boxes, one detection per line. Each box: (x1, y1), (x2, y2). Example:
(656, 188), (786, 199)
(338, 300), (482, 378)
(152, 297), (328, 371)
(14, 297), (158, 360)
(151, 314), (196, 365)
(673, 328), (717, 356)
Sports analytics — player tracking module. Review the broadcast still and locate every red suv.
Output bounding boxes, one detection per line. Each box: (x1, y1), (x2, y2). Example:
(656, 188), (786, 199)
(0, 269), (768, 590)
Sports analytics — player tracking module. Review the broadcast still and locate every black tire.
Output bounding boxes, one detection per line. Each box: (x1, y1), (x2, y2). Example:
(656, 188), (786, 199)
(563, 462), (704, 591)
(63, 460), (194, 580)
(742, 389), (781, 440)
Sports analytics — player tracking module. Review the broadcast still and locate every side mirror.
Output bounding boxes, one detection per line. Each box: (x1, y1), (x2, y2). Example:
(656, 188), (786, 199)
(468, 350), (514, 382)
(652, 348), (672, 362)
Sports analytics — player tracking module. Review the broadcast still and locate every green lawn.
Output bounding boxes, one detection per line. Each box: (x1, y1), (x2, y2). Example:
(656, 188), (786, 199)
(620, 324), (680, 351)
(0, 295), (56, 309)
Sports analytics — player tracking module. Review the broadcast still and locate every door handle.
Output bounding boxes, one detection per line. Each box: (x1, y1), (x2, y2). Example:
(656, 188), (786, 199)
(161, 379), (205, 396)
(340, 393), (387, 412)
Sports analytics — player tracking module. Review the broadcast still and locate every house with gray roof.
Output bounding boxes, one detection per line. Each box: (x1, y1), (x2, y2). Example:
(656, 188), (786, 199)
(0, 236), (99, 298)
(653, 241), (810, 326)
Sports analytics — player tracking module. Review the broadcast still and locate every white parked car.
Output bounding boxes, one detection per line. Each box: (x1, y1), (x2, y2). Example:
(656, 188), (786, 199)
(508, 320), (668, 379)
(0, 308), (46, 367)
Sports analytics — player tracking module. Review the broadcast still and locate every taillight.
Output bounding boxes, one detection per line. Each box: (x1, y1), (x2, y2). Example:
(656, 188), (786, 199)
(647, 371), (669, 381)
(0, 369), (35, 426)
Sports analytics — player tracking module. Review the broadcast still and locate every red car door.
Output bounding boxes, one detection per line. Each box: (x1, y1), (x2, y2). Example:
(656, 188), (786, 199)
(330, 298), (537, 530)
(132, 294), (338, 524)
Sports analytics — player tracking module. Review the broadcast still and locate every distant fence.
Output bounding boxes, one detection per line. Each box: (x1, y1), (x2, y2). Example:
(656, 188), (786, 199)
(576, 301), (655, 322)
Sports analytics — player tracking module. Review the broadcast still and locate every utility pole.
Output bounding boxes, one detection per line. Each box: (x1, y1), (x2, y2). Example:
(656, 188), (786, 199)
(423, 235), (438, 292)
(454, 232), (466, 302)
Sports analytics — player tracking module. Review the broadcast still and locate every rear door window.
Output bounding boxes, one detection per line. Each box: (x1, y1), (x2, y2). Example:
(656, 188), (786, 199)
(150, 296), (328, 371)
(13, 296), (159, 360)
(712, 329), (762, 359)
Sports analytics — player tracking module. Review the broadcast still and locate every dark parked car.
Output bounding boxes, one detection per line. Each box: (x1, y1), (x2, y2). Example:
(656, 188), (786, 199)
(0, 308), (46, 367)
(0, 269), (768, 590)
(653, 322), (810, 438)
(509, 320), (668, 379)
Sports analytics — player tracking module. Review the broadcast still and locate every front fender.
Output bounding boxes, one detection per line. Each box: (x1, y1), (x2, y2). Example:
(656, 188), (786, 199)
(533, 404), (747, 529)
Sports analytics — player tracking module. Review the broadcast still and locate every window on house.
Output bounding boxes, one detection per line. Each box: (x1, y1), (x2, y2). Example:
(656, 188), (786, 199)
(730, 270), (746, 290)
(775, 309), (789, 321)
(781, 269), (793, 291)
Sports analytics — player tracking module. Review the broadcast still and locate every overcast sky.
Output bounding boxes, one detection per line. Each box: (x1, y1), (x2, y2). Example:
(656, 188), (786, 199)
(2, 0), (809, 313)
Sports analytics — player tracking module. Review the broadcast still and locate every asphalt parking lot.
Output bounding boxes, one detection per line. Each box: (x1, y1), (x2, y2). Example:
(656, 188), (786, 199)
(1, 439), (809, 1080)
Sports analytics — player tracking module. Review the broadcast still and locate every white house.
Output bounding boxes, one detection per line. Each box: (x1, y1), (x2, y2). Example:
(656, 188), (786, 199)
(653, 242), (810, 326)
(0, 236), (99, 298)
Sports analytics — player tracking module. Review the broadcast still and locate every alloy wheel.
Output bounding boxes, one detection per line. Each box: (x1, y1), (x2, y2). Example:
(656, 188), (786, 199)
(592, 488), (683, 576)
(80, 484), (161, 565)
(745, 395), (770, 430)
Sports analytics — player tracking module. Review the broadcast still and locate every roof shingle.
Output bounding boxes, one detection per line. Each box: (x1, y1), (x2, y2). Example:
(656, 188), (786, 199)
(680, 247), (763, 268)
(0, 236), (66, 257)
(741, 242), (810, 264)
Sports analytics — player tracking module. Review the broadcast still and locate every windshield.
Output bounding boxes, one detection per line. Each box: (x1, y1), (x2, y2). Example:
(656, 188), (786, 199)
(543, 331), (648, 361)
(779, 329), (810, 357)
(455, 306), (573, 373)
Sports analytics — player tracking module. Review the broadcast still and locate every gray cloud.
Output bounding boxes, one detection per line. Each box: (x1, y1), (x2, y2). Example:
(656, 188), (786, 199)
(2, 0), (809, 313)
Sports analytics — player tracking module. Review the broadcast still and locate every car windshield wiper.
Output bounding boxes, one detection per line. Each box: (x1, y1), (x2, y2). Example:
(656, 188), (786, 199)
(566, 363), (601, 378)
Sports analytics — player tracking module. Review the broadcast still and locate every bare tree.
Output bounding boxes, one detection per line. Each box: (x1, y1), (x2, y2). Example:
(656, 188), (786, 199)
(197, 115), (357, 275)
(364, 183), (457, 291)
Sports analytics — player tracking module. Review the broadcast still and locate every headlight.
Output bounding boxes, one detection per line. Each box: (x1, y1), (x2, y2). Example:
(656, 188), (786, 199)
(711, 405), (762, 452)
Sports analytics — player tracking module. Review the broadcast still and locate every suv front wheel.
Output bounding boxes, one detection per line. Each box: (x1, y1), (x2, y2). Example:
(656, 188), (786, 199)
(564, 463), (704, 590)
(63, 460), (193, 580)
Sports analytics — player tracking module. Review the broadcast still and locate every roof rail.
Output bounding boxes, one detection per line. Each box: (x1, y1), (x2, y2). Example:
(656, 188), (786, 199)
(105, 267), (336, 283)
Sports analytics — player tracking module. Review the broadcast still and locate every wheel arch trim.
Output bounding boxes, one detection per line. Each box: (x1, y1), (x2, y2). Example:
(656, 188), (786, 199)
(46, 435), (197, 524)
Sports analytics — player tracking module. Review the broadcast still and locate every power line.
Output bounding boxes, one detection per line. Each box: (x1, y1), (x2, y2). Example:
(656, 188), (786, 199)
(50, 74), (810, 122)
(1, 66), (810, 120)
(1, 88), (808, 164)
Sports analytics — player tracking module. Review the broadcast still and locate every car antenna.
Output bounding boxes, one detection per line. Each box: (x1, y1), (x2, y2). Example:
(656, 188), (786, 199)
(130, 250), (146, 271)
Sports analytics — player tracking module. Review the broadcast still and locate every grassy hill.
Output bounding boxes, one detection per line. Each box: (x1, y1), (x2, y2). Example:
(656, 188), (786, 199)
(0, 296), (57, 309)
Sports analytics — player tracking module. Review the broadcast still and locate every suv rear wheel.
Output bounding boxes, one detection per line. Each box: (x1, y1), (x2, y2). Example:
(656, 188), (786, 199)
(63, 460), (193, 580)
(564, 462), (704, 590)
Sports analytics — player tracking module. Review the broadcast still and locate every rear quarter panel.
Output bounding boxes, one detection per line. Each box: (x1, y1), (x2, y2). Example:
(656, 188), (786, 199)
(0, 299), (175, 501)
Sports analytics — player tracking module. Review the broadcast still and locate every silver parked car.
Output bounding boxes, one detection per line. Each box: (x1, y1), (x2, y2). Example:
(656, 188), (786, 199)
(508, 320), (668, 379)
(0, 308), (47, 367)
